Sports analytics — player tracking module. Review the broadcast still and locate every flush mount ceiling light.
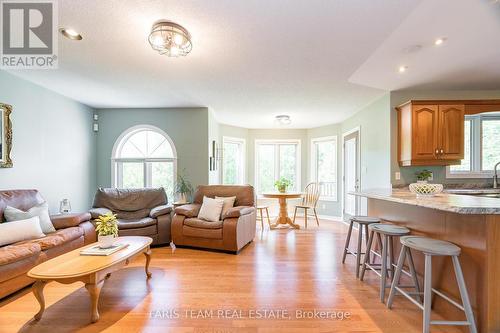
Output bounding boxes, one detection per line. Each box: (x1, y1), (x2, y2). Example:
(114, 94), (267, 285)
(398, 65), (408, 73)
(434, 37), (447, 46)
(59, 28), (83, 40)
(148, 20), (192, 57)
(275, 115), (291, 125)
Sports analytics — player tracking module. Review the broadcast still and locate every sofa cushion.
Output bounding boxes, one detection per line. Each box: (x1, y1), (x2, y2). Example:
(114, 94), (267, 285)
(193, 185), (255, 207)
(215, 196), (236, 220)
(0, 189), (45, 223)
(17, 227), (84, 251)
(117, 217), (156, 230)
(150, 205), (172, 218)
(198, 196), (224, 222)
(92, 187), (167, 214)
(0, 242), (41, 266)
(183, 225), (222, 239)
(184, 218), (223, 229)
(0, 216), (45, 247)
(4, 202), (55, 233)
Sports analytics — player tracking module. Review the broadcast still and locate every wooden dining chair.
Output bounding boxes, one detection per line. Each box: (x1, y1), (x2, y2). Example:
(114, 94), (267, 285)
(292, 182), (321, 228)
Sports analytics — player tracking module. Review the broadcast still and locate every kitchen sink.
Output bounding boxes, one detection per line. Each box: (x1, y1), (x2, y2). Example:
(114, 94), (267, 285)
(445, 188), (500, 198)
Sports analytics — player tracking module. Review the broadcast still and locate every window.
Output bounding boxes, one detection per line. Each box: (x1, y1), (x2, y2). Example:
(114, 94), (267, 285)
(222, 137), (245, 184)
(112, 125), (177, 198)
(311, 136), (337, 201)
(448, 113), (500, 178)
(255, 140), (300, 194)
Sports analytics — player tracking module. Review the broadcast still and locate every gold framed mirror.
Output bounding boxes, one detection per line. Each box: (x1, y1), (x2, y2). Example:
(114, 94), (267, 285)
(0, 103), (12, 168)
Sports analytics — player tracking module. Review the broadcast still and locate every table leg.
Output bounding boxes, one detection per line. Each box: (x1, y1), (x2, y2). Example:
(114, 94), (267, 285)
(85, 280), (104, 323)
(144, 249), (152, 278)
(270, 197), (300, 229)
(32, 280), (47, 321)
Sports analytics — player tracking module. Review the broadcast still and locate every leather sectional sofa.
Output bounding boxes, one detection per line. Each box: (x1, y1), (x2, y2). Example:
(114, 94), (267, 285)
(89, 187), (172, 246)
(172, 185), (256, 253)
(0, 189), (95, 299)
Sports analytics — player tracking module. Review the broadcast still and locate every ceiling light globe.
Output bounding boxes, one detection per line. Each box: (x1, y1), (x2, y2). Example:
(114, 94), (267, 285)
(173, 34), (184, 46)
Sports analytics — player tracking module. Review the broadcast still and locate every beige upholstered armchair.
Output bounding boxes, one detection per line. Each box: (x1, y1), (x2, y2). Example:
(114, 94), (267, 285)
(171, 185), (256, 253)
(89, 188), (172, 246)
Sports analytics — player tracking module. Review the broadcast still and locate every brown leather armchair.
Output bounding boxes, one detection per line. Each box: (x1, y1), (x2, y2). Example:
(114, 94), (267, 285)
(90, 188), (172, 246)
(172, 185), (256, 253)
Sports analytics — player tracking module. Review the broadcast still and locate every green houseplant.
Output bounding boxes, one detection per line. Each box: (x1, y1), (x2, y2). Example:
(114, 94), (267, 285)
(95, 212), (118, 248)
(275, 177), (292, 193)
(415, 169), (433, 183)
(175, 172), (194, 203)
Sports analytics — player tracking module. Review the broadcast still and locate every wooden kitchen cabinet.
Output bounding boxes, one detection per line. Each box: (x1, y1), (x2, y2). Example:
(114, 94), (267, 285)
(397, 101), (464, 166)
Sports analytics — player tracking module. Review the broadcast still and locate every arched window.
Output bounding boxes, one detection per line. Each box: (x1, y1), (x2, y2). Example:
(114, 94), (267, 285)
(112, 125), (177, 199)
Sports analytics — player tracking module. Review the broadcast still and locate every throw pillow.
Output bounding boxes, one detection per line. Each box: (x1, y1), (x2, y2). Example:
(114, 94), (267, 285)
(4, 202), (56, 234)
(198, 196), (224, 222)
(0, 216), (45, 246)
(215, 196), (236, 219)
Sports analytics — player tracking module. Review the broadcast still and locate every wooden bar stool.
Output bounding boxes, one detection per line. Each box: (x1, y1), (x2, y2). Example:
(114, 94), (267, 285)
(360, 224), (420, 303)
(256, 206), (271, 229)
(387, 236), (477, 333)
(341, 216), (381, 278)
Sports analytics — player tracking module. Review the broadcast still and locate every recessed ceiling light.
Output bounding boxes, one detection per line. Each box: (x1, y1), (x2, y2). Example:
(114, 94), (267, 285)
(275, 115), (291, 125)
(60, 28), (83, 40)
(398, 66), (408, 73)
(434, 37), (446, 46)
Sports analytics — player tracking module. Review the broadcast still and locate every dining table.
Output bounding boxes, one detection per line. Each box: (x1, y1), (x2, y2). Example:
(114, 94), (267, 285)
(261, 192), (303, 229)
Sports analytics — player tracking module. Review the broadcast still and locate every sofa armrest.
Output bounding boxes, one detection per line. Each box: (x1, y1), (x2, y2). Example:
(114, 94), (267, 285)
(50, 212), (92, 230)
(174, 204), (201, 218)
(150, 204), (173, 218)
(223, 206), (255, 219)
(88, 207), (113, 219)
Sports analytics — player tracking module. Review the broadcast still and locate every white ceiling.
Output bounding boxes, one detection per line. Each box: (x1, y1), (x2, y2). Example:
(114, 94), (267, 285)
(5, 0), (500, 128)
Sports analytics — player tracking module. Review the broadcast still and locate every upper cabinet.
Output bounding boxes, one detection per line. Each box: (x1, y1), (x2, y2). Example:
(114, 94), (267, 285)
(397, 101), (464, 166)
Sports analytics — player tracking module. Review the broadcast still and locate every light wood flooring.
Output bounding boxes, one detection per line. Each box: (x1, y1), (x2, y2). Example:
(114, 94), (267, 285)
(0, 219), (460, 333)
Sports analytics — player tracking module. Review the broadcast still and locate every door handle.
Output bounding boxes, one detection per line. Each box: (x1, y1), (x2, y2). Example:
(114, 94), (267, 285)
(440, 149), (444, 154)
(435, 149), (439, 154)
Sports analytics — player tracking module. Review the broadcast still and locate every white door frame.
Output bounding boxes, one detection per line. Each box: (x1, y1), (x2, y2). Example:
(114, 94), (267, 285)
(341, 126), (361, 221)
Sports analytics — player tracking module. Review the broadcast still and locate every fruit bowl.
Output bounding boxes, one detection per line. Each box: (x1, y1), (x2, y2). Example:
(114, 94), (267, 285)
(409, 182), (443, 197)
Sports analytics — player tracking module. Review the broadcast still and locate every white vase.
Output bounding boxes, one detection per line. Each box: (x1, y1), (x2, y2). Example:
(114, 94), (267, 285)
(98, 235), (115, 249)
(179, 193), (187, 203)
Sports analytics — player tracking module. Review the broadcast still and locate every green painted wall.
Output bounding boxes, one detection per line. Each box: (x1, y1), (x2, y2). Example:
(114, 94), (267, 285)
(390, 89), (500, 186)
(0, 71), (96, 213)
(95, 107), (210, 197)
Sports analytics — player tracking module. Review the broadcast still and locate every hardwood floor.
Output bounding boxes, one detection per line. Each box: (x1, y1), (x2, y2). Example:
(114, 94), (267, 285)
(0, 219), (460, 333)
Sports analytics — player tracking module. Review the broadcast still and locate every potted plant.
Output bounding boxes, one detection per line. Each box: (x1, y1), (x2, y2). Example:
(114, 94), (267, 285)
(415, 169), (432, 183)
(175, 172), (193, 203)
(275, 177), (292, 193)
(95, 212), (118, 248)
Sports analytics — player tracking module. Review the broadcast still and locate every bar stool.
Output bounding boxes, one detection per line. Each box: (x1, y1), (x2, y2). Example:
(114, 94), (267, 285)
(360, 224), (420, 303)
(256, 205), (271, 229)
(387, 236), (477, 333)
(341, 216), (381, 278)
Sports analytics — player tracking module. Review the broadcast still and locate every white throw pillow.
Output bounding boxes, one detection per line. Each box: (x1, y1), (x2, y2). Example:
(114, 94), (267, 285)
(198, 196), (224, 222)
(215, 196), (236, 220)
(0, 216), (45, 247)
(4, 202), (56, 234)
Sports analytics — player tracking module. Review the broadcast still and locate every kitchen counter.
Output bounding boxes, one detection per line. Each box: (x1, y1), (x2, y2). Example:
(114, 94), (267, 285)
(352, 188), (500, 332)
(351, 188), (500, 214)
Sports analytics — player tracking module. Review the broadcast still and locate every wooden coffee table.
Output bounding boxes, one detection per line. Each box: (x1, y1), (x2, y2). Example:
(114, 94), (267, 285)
(27, 236), (152, 323)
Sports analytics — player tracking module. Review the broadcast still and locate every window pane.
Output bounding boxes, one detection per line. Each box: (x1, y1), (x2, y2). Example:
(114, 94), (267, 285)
(482, 119), (500, 171)
(279, 144), (297, 190)
(450, 120), (471, 172)
(151, 162), (174, 199)
(122, 162), (144, 188)
(315, 140), (336, 197)
(258, 144), (275, 193)
(128, 131), (148, 156)
(223, 142), (239, 185)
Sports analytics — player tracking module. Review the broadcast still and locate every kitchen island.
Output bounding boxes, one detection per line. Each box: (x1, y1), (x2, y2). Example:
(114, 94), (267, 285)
(352, 189), (500, 333)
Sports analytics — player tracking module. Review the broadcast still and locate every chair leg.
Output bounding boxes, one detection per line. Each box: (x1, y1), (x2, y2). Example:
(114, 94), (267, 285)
(387, 245), (407, 309)
(292, 206), (298, 224)
(364, 224), (370, 246)
(374, 232), (383, 264)
(388, 236), (395, 279)
(360, 230), (374, 281)
(313, 208), (319, 226)
(423, 254), (432, 333)
(265, 208), (271, 227)
(406, 247), (421, 303)
(259, 209), (264, 230)
(380, 234), (388, 302)
(452, 256), (477, 333)
(355, 223), (363, 278)
(304, 208), (308, 229)
(342, 221), (354, 264)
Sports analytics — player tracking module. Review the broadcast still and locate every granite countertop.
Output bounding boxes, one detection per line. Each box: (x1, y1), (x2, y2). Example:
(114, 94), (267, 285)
(350, 188), (500, 214)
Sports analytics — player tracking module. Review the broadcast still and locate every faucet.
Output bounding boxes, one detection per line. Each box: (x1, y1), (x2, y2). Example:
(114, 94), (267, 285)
(494, 161), (500, 189)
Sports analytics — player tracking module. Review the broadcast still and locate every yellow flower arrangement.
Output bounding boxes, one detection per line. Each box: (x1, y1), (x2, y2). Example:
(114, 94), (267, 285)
(94, 212), (118, 237)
